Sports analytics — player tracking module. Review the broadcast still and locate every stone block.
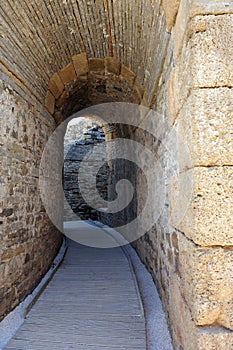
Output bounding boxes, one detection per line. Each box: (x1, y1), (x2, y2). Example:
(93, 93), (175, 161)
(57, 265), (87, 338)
(162, 0), (181, 31)
(120, 64), (136, 85)
(169, 275), (198, 350)
(175, 14), (233, 91)
(178, 234), (233, 330)
(48, 72), (64, 99)
(105, 57), (121, 76)
(173, 0), (192, 58)
(72, 52), (88, 76)
(44, 91), (55, 115)
(190, 0), (233, 18)
(167, 68), (178, 126)
(197, 327), (233, 350)
(55, 90), (68, 109)
(177, 87), (233, 166)
(88, 58), (105, 73)
(174, 1), (233, 59)
(188, 15), (233, 87)
(172, 14), (233, 123)
(58, 62), (77, 85)
(170, 167), (233, 246)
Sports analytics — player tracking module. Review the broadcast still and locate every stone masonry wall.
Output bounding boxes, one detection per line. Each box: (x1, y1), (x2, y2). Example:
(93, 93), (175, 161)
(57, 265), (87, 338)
(0, 80), (62, 322)
(133, 2), (233, 350)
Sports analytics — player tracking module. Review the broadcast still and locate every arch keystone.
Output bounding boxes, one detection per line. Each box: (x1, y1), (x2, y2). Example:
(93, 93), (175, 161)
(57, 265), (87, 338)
(58, 62), (76, 85)
(48, 72), (64, 99)
(72, 52), (88, 77)
(105, 57), (121, 75)
(120, 64), (136, 85)
(88, 57), (105, 73)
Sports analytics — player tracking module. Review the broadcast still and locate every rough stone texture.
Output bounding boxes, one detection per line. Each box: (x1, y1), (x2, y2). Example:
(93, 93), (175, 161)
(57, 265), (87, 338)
(0, 81), (62, 322)
(0, 0), (172, 103)
(172, 14), (233, 120)
(178, 233), (233, 329)
(88, 58), (105, 73)
(173, 0), (233, 59)
(44, 91), (55, 115)
(187, 15), (233, 88)
(162, 0), (181, 31)
(58, 63), (77, 86)
(190, 0), (233, 18)
(170, 167), (233, 246)
(63, 120), (108, 221)
(177, 87), (233, 166)
(197, 327), (233, 350)
(120, 64), (136, 85)
(72, 53), (89, 77)
(105, 57), (121, 76)
(48, 73), (64, 99)
(54, 70), (139, 121)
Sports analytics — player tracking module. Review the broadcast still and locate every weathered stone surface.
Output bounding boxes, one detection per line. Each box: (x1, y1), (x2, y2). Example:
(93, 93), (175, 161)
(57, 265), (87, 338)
(187, 15), (233, 87)
(169, 275), (198, 350)
(88, 58), (105, 73)
(177, 87), (233, 166)
(190, 0), (233, 18)
(48, 73), (64, 99)
(167, 68), (177, 126)
(140, 92), (149, 107)
(174, 14), (233, 114)
(162, 0), (181, 31)
(44, 91), (55, 114)
(170, 167), (233, 246)
(55, 90), (68, 109)
(58, 63), (77, 85)
(173, 0), (192, 58)
(105, 57), (121, 76)
(178, 234), (233, 330)
(0, 82), (62, 322)
(72, 52), (88, 77)
(120, 64), (136, 85)
(64, 120), (107, 222)
(174, 0), (233, 59)
(197, 327), (233, 350)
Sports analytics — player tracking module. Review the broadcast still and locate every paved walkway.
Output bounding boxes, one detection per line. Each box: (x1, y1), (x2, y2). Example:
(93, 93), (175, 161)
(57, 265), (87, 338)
(5, 222), (146, 349)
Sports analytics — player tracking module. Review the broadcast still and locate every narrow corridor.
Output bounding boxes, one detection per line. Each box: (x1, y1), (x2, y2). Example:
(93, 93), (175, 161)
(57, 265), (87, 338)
(5, 223), (147, 350)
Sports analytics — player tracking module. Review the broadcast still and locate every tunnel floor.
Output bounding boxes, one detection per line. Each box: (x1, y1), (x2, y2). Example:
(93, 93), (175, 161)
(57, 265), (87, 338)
(5, 224), (147, 349)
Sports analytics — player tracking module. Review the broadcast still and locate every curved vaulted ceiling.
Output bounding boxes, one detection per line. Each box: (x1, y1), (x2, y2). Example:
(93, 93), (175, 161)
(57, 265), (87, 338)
(0, 0), (171, 104)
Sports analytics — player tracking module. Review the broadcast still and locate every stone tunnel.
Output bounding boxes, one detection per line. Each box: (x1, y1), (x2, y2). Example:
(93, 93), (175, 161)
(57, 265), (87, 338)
(0, 1), (232, 349)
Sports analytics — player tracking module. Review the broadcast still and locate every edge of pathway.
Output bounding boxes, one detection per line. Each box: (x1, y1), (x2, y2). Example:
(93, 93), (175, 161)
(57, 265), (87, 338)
(89, 220), (174, 350)
(0, 237), (67, 350)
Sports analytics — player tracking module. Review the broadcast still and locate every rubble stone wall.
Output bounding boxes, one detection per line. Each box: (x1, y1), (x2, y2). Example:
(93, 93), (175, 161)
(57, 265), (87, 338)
(0, 80), (62, 322)
(63, 121), (108, 221)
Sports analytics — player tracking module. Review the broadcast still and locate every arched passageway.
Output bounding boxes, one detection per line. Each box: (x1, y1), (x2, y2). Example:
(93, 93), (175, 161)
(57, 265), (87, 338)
(0, 1), (232, 349)
(63, 117), (108, 222)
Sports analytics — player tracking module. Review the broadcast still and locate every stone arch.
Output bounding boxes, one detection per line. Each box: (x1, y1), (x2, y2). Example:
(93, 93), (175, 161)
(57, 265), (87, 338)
(44, 54), (148, 122)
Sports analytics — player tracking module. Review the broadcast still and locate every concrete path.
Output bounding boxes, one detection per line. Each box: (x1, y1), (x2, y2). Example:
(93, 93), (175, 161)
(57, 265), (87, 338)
(5, 222), (146, 349)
